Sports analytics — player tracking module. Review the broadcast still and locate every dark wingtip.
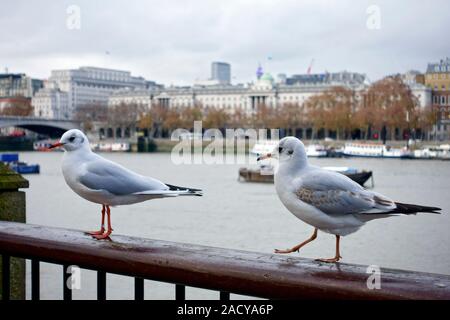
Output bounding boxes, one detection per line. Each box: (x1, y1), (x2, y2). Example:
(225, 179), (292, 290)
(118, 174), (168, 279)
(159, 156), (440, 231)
(393, 202), (442, 215)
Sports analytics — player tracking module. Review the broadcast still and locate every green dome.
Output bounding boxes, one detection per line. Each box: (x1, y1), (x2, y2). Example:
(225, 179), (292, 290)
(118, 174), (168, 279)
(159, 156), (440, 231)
(260, 72), (274, 82)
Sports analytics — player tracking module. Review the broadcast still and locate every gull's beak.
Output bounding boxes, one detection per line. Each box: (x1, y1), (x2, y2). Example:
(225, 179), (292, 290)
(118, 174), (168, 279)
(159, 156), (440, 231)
(257, 153), (272, 161)
(47, 142), (64, 150)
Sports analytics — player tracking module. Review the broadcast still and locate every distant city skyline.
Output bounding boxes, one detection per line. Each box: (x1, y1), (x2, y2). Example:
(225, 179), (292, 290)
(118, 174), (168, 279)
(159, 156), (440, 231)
(1, 0), (450, 85)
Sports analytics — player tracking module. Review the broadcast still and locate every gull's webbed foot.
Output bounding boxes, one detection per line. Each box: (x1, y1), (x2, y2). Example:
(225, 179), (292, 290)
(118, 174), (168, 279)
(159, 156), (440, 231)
(85, 228), (105, 236)
(92, 233), (112, 241)
(274, 248), (299, 254)
(315, 255), (342, 263)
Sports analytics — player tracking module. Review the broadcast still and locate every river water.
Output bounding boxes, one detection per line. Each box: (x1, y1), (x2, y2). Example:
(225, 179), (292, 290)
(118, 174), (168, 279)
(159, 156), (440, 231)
(16, 151), (450, 299)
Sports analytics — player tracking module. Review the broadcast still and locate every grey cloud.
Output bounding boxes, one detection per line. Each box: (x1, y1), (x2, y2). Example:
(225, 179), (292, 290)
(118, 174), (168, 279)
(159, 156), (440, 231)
(1, 0), (449, 85)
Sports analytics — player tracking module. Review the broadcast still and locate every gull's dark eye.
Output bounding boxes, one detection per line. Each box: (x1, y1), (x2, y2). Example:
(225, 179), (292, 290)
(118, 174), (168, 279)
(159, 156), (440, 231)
(69, 136), (75, 142)
(278, 147), (283, 153)
(288, 150), (294, 155)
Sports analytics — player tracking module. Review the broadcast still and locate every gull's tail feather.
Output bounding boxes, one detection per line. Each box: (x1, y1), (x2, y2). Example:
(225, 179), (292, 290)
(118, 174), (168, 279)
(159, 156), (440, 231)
(165, 183), (203, 196)
(390, 202), (441, 215)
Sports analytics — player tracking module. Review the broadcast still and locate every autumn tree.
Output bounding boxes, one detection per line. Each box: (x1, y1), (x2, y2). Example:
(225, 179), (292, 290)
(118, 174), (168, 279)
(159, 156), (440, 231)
(162, 108), (183, 133)
(416, 105), (438, 139)
(360, 76), (420, 140)
(229, 107), (250, 128)
(137, 102), (168, 138)
(203, 107), (230, 129)
(251, 103), (277, 129)
(179, 105), (203, 130)
(107, 103), (143, 129)
(276, 102), (306, 136)
(74, 103), (108, 132)
(305, 86), (357, 139)
(0, 96), (33, 116)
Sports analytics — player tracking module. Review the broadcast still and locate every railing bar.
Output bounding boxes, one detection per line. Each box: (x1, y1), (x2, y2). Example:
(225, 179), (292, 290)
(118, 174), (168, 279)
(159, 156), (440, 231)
(63, 264), (72, 301)
(175, 284), (185, 301)
(220, 291), (230, 301)
(1, 255), (10, 301)
(97, 270), (106, 301)
(134, 277), (144, 300)
(31, 259), (40, 300)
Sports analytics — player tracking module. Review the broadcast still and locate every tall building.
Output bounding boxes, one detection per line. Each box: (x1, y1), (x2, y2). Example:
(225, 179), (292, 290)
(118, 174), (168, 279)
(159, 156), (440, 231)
(425, 58), (450, 140)
(32, 88), (69, 119)
(33, 66), (148, 119)
(401, 70), (432, 109)
(425, 58), (450, 91)
(0, 73), (43, 98)
(211, 62), (231, 84)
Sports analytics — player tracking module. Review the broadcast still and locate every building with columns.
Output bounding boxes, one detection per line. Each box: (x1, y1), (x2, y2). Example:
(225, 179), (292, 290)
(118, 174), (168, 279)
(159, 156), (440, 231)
(109, 70), (369, 114)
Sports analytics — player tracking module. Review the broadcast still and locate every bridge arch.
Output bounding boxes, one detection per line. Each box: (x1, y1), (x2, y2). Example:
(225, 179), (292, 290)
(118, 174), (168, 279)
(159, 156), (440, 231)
(0, 116), (81, 137)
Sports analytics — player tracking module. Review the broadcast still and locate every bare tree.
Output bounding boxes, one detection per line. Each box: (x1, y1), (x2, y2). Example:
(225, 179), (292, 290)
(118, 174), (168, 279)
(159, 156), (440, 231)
(107, 103), (142, 128)
(74, 103), (108, 132)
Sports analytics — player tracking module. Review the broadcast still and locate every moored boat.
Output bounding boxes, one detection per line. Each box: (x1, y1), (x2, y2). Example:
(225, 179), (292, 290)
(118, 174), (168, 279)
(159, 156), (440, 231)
(412, 144), (450, 160)
(33, 139), (60, 151)
(251, 140), (327, 157)
(305, 144), (328, 157)
(90, 142), (131, 152)
(1, 153), (40, 174)
(343, 142), (412, 158)
(239, 165), (373, 187)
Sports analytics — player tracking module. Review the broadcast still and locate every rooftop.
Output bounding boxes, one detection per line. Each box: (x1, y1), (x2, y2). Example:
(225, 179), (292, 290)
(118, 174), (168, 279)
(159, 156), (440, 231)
(427, 58), (450, 73)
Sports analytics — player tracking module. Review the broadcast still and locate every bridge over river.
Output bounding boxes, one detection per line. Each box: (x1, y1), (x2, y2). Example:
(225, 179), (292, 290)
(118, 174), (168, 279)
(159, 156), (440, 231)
(0, 116), (81, 137)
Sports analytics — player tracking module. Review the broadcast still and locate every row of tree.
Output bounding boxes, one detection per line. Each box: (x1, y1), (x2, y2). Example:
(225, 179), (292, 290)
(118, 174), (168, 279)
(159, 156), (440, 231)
(0, 98), (33, 116)
(76, 75), (438, 140)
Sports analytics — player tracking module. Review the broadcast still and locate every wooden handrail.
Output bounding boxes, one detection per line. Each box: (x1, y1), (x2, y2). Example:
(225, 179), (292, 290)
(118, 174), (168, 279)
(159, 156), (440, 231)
(0, 221), (449, 299)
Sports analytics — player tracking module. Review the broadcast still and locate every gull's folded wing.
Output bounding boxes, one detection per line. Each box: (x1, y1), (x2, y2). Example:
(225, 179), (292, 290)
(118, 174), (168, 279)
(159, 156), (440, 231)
(79, 157), (168, 196)
(296, 169), (396, 215)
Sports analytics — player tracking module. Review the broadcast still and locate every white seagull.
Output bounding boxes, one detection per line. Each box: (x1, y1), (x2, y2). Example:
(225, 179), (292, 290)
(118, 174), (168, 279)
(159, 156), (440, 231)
(257, 136), (441, 263)
(49, 129), (202, 240)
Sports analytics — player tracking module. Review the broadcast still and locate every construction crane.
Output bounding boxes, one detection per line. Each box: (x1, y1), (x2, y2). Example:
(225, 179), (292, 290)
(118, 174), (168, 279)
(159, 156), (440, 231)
(306, 59), (314, 74)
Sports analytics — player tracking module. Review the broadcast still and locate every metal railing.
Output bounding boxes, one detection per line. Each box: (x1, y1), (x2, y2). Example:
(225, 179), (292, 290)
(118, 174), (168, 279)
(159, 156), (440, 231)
(1, 221), (450, 300)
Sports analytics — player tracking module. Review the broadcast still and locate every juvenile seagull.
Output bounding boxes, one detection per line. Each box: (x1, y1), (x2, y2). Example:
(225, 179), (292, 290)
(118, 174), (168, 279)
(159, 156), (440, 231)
(257, 137), (441, 263)
(49, 129), (202, 240)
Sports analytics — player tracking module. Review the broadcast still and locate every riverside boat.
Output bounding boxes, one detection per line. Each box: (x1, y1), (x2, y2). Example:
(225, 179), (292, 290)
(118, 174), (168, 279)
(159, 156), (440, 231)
(343, 142), (413, 158)
(251, 141), (327, 158)
(239, 165), (373, 187)
(33, 139), (60, 151)
(90, 142), (131, 152)
(412, 145), (450, 160)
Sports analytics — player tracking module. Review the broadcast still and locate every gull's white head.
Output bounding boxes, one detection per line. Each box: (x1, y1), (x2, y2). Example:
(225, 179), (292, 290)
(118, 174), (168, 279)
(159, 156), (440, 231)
(257, 136), (308, 168)
(49, 129), (90, 152)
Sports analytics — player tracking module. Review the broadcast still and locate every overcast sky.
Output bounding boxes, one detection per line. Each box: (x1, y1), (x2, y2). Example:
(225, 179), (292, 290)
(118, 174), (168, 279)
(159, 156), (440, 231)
(1, 0), (449, 85)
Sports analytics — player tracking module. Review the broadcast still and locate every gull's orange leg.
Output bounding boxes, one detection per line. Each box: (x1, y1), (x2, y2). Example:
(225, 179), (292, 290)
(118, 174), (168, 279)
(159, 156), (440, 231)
(86, 205), (106, 236)
(93, 205), (113, 240)
(274, 228), (318, 254)
(316, 235), (342, 263)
